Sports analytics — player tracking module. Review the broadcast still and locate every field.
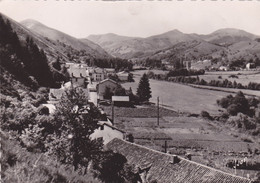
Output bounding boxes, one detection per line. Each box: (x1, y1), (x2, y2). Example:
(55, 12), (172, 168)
(202, 71), (260, 86)
(102, 105), (260, 178)
(123, 70), (228, 115)
(123, 70), (260, 115)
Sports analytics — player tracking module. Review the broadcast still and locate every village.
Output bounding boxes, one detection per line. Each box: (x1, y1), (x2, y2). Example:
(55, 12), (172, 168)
(39, 62), (258, 183)
(1, 2), (260, 182)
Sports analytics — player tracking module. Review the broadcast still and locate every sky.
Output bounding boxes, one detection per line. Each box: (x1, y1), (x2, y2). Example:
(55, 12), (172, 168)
(0, 0), (259, 38)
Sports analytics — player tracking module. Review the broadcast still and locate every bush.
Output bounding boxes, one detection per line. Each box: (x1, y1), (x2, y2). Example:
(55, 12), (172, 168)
(201, 111), (213, 120)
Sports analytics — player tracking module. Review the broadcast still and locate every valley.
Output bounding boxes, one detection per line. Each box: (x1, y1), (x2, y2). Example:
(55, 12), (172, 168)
(1, 8), (260, 183)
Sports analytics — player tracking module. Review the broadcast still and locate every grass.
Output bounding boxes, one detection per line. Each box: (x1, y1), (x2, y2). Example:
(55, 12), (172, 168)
(1, 131), (101, 183)
(123, 70), (260, 115)
(197, 71), (260, 86)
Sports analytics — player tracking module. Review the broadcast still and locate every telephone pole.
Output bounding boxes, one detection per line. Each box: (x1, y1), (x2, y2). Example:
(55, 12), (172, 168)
(112, 101), (114, 123)
(157, 96), (160, 126)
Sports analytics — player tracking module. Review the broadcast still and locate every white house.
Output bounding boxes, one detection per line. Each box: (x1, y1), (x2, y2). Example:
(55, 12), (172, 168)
(246, 63), (255, 70)
(219, 66), (228, 71)
(90, 120), (125, 144)
(88, 67), (107, 82)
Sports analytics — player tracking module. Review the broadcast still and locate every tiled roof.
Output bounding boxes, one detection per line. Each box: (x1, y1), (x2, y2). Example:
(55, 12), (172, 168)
(68, 67), (87, 78)
(98, 78), (119, 85)
(106, 138), (251, 183)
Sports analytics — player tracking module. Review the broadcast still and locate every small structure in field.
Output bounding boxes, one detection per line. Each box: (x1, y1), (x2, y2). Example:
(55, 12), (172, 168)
(219, 66), (228, 71)
(117, 71), (129, 81)
(112, 96), (130, 107)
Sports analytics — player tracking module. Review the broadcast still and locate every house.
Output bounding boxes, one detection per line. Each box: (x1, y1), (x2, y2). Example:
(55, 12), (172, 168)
(90, 121), (126, 144)
(112, 96), (130, 107)
(89, 67), (107, 82)
(117, 71), (129, 81)
(68, 67), (88, 88)
(183, 61), (191, 70)
(219, 66), (228, 71)
(106, 138), (251, 183)
(96, 79), (120, 100)
(246, 63), (255, 70)
(104, 68), (116, 74)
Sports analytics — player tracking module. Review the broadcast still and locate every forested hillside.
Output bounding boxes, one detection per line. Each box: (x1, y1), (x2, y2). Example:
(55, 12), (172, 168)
(0, 14), (66, 94)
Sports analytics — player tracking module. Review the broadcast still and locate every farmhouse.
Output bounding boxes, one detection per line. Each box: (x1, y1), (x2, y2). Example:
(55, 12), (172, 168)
(68, 67), (88, 88)
(117, 71), (129, 81)
(106, 138), (251, 183)
(96, 79), (120, 100)
(246, 63), (255, 70)
(88, 67), (107, 82)
(90, 120), (126, 144)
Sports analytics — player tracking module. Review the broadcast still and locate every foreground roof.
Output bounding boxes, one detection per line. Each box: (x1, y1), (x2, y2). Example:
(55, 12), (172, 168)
(106, 138), (251, 183)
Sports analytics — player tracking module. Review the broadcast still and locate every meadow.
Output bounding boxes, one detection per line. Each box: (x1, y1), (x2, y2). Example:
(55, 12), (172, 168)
(123, 70), (260, 115)
(123, 70), (227, 115)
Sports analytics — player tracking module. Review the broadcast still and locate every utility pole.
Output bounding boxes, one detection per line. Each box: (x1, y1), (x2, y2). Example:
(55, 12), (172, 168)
(164, 140), (167, 153)
(112, 101), (114, 123)
(157, 96), (160, 126)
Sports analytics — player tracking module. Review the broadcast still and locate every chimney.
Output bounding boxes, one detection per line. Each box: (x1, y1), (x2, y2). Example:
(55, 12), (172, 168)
(185, 153), (192, 160)
(170, 155), (180, 164)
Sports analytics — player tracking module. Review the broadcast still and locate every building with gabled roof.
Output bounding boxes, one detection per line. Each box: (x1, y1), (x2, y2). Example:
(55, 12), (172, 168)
(96, 79), (120, 100)
(90, 120), (125, 144)
(117, 71), (129, 81)
(67, 67), (88, 88)
(106, 138), (251, 183)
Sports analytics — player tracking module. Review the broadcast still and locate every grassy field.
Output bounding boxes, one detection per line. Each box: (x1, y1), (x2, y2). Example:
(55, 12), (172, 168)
(197, 71), (260, 86)
(123, 70), (227, 115)
(123, 70), (260, 115)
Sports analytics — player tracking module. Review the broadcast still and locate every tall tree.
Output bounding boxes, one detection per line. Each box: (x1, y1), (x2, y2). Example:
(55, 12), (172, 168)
(136, 73), (152, 102)
(47, 87), (103, 170)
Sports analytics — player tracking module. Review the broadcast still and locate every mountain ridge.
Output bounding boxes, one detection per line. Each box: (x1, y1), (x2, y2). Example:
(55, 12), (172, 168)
(21, 19), (110, 59)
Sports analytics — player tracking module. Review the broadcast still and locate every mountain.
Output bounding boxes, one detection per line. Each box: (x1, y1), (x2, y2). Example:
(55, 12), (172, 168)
(87, 30), (200, 59)
(201, 28), (260, 46)
(88, 28), (260, 65)
(21, 19), (110, 60)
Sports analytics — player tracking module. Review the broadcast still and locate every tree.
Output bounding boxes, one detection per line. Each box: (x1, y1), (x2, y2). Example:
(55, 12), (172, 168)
(136, 73), (152, 102)
(47, 87), (103, 170)
(92, 151), (138, 183)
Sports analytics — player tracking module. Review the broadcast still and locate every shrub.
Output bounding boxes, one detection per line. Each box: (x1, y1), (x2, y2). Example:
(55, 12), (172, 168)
(201, 111), (213, 120)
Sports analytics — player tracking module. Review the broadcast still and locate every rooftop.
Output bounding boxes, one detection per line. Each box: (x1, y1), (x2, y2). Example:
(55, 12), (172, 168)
(106, 138), (251, 183)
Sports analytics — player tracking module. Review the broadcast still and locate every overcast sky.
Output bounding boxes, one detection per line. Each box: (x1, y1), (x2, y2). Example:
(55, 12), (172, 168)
(0, 0), (259, 38)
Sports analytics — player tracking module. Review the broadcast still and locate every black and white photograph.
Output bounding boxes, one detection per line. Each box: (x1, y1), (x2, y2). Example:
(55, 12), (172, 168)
(0, 0), (260, 182)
